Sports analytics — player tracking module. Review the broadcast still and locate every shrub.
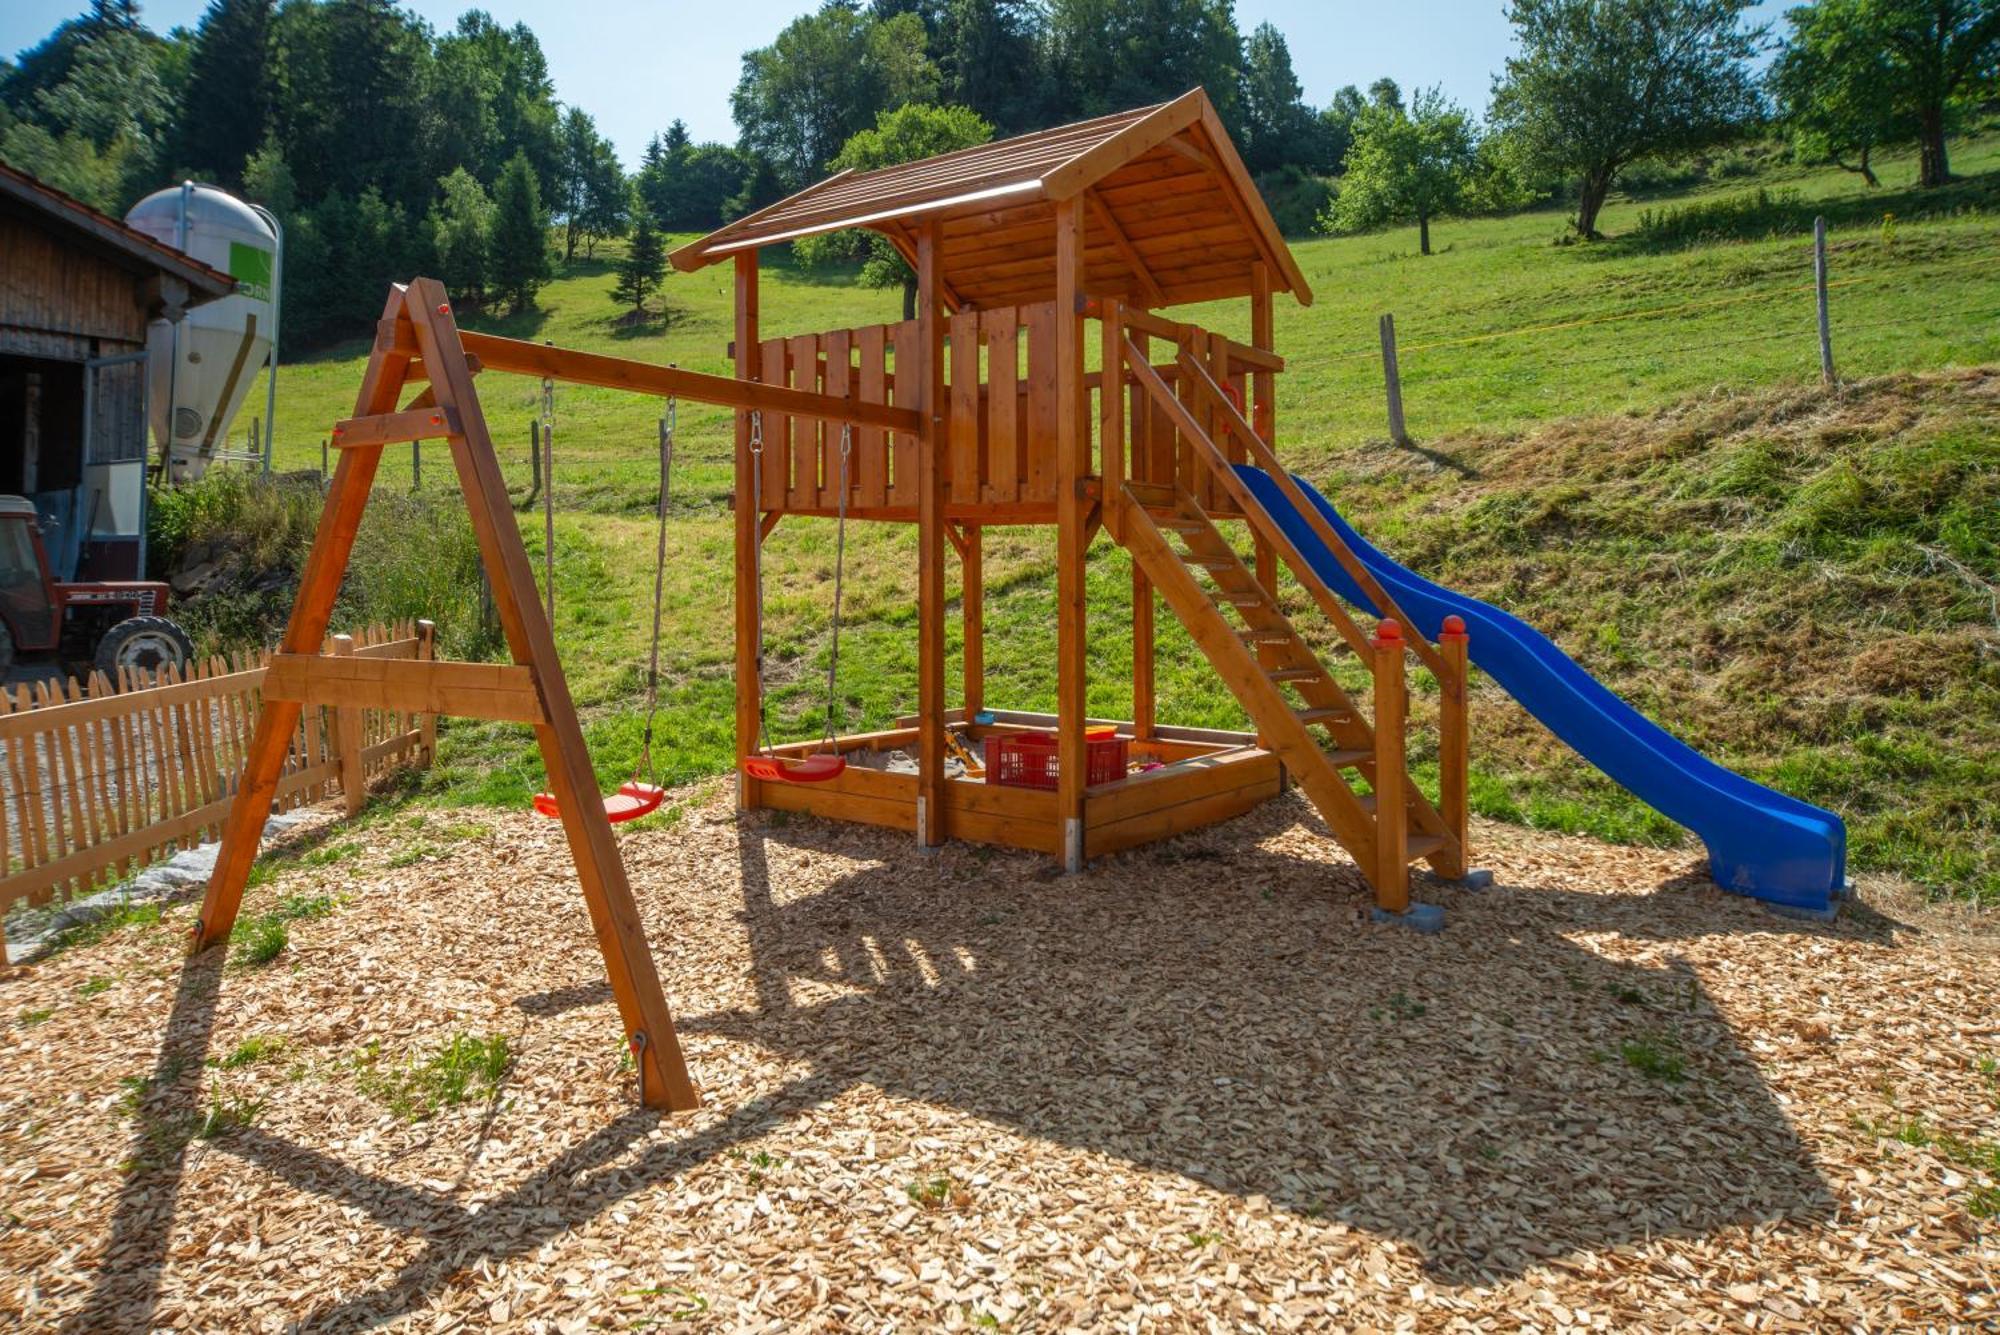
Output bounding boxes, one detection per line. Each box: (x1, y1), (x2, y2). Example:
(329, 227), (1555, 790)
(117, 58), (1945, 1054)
(1630, 188), (1806, 250)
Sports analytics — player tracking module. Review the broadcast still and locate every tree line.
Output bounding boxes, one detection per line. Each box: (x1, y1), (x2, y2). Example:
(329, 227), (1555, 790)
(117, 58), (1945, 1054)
(2, 0), (1993, 345)
(1326, 0), (1998, 254)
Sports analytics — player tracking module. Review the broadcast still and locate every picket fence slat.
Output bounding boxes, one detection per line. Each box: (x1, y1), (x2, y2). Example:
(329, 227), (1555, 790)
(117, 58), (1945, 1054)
(0, 620), (436, 939)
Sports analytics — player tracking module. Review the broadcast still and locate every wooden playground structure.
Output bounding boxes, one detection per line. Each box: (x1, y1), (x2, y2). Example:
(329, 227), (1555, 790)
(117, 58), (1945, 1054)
(190, 89), (1471, 1112)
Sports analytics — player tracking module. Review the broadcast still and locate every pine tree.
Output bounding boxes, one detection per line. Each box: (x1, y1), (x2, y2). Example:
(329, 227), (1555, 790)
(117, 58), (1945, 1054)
(490, 150), (551, 314)
(610, 204), (667, 316)
(173, 0), (273, 184)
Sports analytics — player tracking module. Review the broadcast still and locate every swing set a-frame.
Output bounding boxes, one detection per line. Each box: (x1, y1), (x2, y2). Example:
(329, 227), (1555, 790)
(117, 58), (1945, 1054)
(190, 91), (1473, 1113)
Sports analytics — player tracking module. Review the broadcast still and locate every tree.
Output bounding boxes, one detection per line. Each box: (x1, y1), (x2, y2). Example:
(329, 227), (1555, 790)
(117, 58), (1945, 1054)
(1042, 0), (1245, 130)
(172, 0), (273, 185)
(1241, 22), (1315, 173)
(1, 25), (173, 209)
(637, 139), (764, 231)
(792, 103), (992, 318)
(555, 107), (626, 262)
(1774, 0), (1999, 189)
(1324, 87), (1479, 255)
(490, 150), (551, 313)
(1489, 0), (1764, 238)
(1314, 85), (1366, 173)
(267, 0), (437, 209)
(610, 203), (668, 316)
(1367, 77), (1404, 112)
(731, 6), (938, 188)
(427, 166), (494, 306)
(936, 0), (1044, 133)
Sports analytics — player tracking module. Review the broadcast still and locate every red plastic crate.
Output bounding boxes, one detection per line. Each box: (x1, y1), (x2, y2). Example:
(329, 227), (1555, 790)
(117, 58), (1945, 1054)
(983, 730), (1128, 789)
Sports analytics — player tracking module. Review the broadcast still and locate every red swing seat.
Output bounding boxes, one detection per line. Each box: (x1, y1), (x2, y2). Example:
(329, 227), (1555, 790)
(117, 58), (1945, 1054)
(533, 779), (668, 823)
(742, 752), (846, 784)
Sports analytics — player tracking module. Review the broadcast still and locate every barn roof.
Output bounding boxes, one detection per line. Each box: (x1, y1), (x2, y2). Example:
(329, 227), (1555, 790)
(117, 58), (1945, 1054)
(670, 89), (1312, 311)
(0, 162), (238, 303)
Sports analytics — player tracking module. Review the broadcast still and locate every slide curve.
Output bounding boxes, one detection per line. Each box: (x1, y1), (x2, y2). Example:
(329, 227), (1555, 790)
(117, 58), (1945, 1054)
(1235, 465), (1847, 915)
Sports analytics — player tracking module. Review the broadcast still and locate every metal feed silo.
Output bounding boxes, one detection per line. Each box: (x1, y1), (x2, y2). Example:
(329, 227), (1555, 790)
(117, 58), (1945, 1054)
(124, 182), (282, 482)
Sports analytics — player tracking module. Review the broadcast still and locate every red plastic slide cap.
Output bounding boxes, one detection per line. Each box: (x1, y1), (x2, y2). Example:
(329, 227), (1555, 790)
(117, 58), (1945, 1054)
(1441, 615), (1468, 637)
(1375, 619), (1402, 641)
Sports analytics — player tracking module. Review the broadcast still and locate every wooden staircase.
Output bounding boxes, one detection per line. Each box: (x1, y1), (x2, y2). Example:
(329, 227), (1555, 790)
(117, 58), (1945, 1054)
(1120, 480), (1457, 909)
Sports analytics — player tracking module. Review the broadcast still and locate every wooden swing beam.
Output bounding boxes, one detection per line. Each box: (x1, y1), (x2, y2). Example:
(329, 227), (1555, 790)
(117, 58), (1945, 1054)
(189, 279), (711, 1112)
(381, 320), (921, 436)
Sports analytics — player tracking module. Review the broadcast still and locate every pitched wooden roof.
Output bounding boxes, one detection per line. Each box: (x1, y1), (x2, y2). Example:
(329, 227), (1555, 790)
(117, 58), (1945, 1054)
(670, 89), (1312, 311)
(0, 162), (237, 303)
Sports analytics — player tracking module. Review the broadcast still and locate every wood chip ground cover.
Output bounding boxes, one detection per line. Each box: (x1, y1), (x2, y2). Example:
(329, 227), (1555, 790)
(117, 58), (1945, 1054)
(2, 790), (1994, 1331)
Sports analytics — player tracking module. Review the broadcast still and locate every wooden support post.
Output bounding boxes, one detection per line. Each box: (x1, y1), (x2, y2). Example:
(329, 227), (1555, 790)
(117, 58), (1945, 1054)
(1814, 216), (1835, 387)
(1371, 620), (1409, 913)
(1129, 322), (1155, 742)
(1100, 298), (1126, 540)
(733, 252), (762, 812)
(1437, 615), (1470, 880)
(332, 634), (366, 816)
(1250, 263), (1278, 596)
(916, 220), (947, 846)
(962, 524), (984, 719)
(1054, 197), (1089, 871)
(416, 619), (439, 765)
(1379, 313), (1407, 446)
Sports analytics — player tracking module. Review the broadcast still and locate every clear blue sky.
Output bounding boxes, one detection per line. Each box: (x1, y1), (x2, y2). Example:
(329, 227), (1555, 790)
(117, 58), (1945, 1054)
(2, 0), (1790, 169)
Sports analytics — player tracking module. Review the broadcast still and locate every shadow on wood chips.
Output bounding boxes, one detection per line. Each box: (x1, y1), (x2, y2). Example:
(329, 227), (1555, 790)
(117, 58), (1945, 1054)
(72, 801), (1847, 1330)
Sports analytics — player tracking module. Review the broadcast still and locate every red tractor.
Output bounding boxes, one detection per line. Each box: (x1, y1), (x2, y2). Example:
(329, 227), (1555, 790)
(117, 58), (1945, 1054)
(0, 494), (193, 683)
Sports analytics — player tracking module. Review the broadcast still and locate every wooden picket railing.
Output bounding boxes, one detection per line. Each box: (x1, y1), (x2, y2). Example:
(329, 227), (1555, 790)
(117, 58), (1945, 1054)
(0, 619), (437, 941)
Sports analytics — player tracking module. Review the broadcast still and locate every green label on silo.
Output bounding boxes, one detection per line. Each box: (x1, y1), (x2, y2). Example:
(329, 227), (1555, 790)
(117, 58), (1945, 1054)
(229, 242), (273, 303)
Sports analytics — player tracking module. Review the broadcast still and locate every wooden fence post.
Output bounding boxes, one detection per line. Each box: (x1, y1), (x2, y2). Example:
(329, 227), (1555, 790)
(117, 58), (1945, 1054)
(1379, 313), (1408, 445)
(416, 619), (438, 767)
(321, 437), (329, 485)
(331, 634), (365, 816)
(1371, 619), (1409, 913)
(1814, 216), (1835, 387)
(1437, 615), (1470, 880)
(412, 437), (422, 490)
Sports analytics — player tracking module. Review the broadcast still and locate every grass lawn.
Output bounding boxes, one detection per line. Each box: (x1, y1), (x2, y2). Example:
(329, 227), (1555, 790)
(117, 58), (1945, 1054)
(205, 133), (2000, 904)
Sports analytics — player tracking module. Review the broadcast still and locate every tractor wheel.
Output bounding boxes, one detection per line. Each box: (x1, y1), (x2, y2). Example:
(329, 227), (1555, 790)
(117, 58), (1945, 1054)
(0, 619), (14, 680)
(93, 615), (194, 682)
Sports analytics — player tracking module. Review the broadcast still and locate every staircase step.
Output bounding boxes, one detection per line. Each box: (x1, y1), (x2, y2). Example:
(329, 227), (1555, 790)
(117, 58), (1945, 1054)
(1294, 706), (1351, 725)
(1182, 554), (1236, 571)
(1223, 592), (1267, 608)
(1265, 667), (1322, 683)
(1325, 749), (1370, 767)
(1405, 834), (1448, 861)
(1153, 517), (1206, 534)
(1237, 629), (1294, 645)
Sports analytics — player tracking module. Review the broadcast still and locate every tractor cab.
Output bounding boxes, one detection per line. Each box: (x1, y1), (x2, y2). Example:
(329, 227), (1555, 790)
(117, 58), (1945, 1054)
(0, 494), (192, 682)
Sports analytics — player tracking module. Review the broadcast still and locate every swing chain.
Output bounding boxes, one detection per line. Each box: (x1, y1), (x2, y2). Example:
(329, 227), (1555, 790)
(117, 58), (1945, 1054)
(748, 411), (775, 759)
(638, 398), (674, 783)
(822, 423), (852, 747)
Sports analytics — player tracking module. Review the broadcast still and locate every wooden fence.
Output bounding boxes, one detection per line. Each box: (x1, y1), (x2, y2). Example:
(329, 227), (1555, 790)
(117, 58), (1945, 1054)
(0, 619), (437, 941)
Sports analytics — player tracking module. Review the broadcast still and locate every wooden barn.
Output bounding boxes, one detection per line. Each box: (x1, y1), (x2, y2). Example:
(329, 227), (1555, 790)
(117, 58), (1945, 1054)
(0, 161), (235, 579)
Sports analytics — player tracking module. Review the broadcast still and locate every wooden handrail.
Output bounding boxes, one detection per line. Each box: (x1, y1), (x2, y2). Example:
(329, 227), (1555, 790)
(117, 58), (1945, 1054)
(1120, 338), (1376, 663)
(1172, 349), (1451, 680)
(1082, 299), (1285, 373)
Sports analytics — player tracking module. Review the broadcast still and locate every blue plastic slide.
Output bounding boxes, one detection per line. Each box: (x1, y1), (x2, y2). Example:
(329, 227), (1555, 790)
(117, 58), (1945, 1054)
(1235, 465), (1847, 916)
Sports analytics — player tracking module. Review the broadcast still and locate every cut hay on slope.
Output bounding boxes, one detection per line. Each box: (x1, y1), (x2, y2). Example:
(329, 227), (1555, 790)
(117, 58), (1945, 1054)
(2, 789), (1994, 1330)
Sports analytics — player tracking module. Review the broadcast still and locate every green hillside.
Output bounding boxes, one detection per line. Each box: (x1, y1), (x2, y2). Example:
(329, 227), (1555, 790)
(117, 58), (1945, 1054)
(214, 136), (1999, 903)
